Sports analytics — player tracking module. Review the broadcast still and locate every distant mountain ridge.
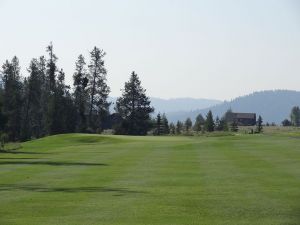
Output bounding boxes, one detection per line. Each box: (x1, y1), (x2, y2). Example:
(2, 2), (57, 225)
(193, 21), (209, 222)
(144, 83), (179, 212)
(150, 97), (221, 113)
(165, 90), (300, 124)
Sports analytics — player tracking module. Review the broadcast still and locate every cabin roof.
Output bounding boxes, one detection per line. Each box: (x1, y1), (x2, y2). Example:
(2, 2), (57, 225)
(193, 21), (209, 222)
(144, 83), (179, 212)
(232, 113), (256, 119)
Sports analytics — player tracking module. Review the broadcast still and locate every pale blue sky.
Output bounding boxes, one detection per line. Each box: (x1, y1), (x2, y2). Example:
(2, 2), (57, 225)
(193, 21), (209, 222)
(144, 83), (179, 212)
(0, 0), (299, 100)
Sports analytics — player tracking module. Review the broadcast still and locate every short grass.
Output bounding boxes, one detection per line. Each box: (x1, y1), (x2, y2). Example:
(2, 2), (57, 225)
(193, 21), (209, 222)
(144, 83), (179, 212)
(1, 133), (300, 225)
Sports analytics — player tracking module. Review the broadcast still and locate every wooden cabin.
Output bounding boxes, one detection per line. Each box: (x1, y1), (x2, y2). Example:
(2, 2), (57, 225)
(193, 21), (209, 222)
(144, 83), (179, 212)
(232, 113), (256, 126)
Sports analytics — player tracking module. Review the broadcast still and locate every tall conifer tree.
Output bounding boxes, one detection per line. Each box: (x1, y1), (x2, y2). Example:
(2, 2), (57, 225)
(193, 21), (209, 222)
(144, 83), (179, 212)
(204, 110), (215, 132)
(73, 55), (89, 132)
(88, 47), (110, 132)
(116, 71), (154, 135)
(21, 59), (44, 140)
(1, 57), (23, 141)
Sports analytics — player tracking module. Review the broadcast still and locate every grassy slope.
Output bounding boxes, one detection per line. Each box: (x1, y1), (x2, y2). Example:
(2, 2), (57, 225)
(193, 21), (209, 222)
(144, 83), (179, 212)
(0, 133), (300, 225)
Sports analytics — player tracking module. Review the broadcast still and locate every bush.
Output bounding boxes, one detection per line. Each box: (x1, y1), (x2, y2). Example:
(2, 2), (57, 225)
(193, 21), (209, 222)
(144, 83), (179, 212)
(282, 119), (292, 127)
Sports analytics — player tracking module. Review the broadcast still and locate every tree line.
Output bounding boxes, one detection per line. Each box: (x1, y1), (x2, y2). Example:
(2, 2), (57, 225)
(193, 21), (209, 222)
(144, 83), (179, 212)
(0, 43), (297, 144)
(153, 109), (263, 135)
(0, 43), (154, 143)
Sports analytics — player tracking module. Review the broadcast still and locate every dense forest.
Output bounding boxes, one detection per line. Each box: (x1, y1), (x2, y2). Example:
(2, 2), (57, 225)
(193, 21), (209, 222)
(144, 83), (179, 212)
(0, 44), (154, 142)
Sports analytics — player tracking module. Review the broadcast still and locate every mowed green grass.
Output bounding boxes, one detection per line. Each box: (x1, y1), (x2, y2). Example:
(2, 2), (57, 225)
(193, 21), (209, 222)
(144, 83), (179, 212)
(0, 133), (300, 225)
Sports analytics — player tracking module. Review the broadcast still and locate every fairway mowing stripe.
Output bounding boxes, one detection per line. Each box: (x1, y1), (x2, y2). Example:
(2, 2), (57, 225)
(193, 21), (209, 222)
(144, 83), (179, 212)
(63, 142), (157, 223)
(0, 139), (150, 223)
(194, 138), (281, 223)
(217, 138), (300, 223)
(1, 134), (300, 225)
(68, 142), (177, 223)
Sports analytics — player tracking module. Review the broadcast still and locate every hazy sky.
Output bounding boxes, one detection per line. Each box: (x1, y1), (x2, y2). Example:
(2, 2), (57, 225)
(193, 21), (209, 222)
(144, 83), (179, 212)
(0, 0), (299, 100)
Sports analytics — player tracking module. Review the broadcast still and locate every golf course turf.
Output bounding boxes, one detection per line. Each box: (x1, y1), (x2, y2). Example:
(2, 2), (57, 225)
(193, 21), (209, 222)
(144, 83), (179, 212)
(0, 133), (300, 225)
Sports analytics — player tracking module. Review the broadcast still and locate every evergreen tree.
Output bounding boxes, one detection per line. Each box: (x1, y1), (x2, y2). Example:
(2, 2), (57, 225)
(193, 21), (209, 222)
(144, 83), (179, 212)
(175, 121), (183, 134)
(204, 110), (214, 132)
(290, 106), (300, 127)
(62, 86), (77, 133)
(73, 55), (89, 132)
(161, 113), (169, 134)
(169, 122), (175, 135)
(220, 117), (229, 131)
(215, 116), (221, 131)
(215, 117), (228, 131)
(155, 113), (162, 135)
(0, 86), (7, 134)
(54, 69), (76, 133)
(193, 114), (204, 132)
(1, 57), (23, 141)
(88, 47), (110, 132)
(256, 115), (263, 133)
(21, 59), (44, 140)
(282, 119), (292, 126)
(38, 56), (48, 136)
(116, 71), (154, 135)
(45, 43), (59, 134)
(184, 117), (192, 133)
(44, 44), (76, 135)
(46, 43), (57, 93)
(223, 108), (234, 123)
(47, 56), (74, 134)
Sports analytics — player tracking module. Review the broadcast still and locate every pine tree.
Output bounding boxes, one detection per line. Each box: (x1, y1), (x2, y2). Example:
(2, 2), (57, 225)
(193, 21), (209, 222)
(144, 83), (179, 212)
(282, 119), (291, 127)
(21, 59), (44, 140)
(184, 117), (192, 133)
(73, 55), (89, 132)
(169, 122), (175, 135)
(176, 121), (183, 134)
(223, 108), (234, 123)
(0, 86), (7, 134)
(46, 43), (57, 93)
(290, 106), (300, 127)
(54, 69), (73, 133)
(38, 56), (48, 136)
(161, 113), (169, 134)
(1, 57), (23, 141)
(220, 117), (229, 131)
(45, 43), (59, 134)
(116, 71), (154, 135)
(88, 47), (110, 132)
(155, 113), (162, 135)
(204, 110), (214, 132)
(256, 115), (263, 133)
(214, 116), (228, 131)
(62, 86), (77, 133)
(45, 43), (77, 135)
(193, 114), (204, 132)
(215, 116), (221, 131)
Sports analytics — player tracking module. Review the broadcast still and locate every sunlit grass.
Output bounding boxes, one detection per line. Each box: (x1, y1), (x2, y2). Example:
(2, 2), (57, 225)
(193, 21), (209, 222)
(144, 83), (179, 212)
(0, 133), (300, 225)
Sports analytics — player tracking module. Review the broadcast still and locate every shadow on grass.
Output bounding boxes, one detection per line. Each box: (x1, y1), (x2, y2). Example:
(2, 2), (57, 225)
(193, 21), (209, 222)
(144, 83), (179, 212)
(0, 150), (49, 154)
(0, 158), (40, 160)
(0, 161), (108, 166)
(0, 184), (145, 195)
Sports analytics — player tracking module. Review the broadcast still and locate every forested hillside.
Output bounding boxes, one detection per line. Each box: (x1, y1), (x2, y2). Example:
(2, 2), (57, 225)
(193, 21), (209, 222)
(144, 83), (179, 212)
(166, 90), (300, 124)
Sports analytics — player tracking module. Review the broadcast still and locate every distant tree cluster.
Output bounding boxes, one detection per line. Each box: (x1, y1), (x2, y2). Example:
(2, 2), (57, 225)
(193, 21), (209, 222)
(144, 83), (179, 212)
(0, 43), (154, 143)
(282, 106), (300, 127)
(153, 109), (264, 136)
(154, 113), (169, 135)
